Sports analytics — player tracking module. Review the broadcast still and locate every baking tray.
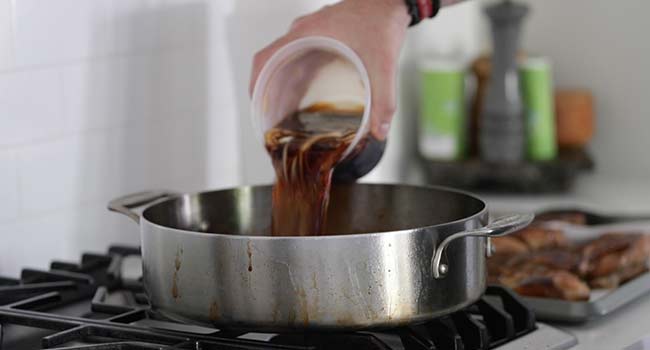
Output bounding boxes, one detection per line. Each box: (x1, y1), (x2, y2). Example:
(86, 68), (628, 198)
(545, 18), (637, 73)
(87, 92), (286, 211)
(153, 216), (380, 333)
(513, 220), (650, 323)
(521, 272), (650, 322)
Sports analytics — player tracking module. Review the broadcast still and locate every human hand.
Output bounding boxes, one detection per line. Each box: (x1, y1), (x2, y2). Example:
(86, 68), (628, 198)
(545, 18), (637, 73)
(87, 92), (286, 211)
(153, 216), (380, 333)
(249, 0), (411, 140)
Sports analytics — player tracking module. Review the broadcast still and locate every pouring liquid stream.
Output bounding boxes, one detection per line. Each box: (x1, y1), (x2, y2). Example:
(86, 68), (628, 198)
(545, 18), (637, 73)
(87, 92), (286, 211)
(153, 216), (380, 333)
(265, 103), (364, 236)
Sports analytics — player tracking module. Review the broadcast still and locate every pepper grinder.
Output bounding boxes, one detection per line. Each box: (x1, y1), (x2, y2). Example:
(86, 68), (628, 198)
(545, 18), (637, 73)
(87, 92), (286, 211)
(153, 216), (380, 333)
(480, 0), (529, 163)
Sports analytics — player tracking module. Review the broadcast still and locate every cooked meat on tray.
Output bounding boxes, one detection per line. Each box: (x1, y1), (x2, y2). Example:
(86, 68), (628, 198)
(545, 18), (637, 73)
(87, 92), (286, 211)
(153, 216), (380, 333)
(506, 249), (581, 272)
(587, 266), (650, 289)
(489, 227), (650, 301)
(491, 235), (530, 255)
(578, 233), (650, 288)
(513, 226), (569, 251)
(498, 264), (590, 301)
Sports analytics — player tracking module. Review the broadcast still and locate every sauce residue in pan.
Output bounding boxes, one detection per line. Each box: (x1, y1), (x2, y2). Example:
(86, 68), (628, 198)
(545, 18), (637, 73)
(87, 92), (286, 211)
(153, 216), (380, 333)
(247, 241), (253, 272)
(171, 247), (182, 300)
(209, 301), (219, 321)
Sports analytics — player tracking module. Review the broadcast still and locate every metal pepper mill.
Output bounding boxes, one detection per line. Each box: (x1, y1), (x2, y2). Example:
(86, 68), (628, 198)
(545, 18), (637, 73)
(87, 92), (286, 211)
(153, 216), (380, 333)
(480, 0), (529, 163)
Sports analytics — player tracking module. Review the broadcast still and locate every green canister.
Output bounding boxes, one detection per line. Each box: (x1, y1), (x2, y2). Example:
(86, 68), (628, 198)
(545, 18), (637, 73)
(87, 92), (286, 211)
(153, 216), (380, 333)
(519, 57), (557, 161)
(419, 60), (466, 160)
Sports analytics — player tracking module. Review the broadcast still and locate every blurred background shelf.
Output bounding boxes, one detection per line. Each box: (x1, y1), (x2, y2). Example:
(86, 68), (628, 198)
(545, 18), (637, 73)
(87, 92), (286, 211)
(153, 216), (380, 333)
(421, 148), (594, 193)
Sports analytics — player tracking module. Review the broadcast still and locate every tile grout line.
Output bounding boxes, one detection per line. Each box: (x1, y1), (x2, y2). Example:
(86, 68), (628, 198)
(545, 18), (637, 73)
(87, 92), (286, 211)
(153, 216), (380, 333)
(0, 114), (183, 152)
(0, 41), (210, 76)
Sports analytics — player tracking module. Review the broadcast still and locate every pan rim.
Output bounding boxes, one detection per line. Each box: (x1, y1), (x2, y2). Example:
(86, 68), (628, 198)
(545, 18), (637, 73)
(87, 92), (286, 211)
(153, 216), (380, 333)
(140, 183), (489, 240)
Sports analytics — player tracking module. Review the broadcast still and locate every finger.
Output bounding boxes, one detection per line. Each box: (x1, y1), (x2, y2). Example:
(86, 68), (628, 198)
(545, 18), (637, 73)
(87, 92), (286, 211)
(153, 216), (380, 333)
(368, 59), (398, 141)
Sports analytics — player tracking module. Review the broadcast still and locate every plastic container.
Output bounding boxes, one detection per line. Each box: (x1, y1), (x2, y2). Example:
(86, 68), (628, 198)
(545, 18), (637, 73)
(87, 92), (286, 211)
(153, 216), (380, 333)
(251, 36), (384, 182)
(418, 59), (467, 161)
(519, 57), (557, 161)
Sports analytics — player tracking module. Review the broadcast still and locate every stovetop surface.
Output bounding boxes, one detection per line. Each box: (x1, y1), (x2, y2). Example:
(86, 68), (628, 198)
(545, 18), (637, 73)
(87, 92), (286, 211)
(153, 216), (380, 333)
(0, 246), (576, 350)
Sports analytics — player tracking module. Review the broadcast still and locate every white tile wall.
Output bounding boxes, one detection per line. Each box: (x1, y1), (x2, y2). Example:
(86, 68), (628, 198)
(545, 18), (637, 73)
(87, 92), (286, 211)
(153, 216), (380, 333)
(17, 132), (115, 214)
(0, 68), (65, 147)
(12, 0), (115, 67)
(0, 0), (14, 71)
(0, 205), (141, 277)
(112, 0), (210, 55)
(0, 150), (19, 223)
(0, 0), (242, 276)
(61, 59), (134, 132)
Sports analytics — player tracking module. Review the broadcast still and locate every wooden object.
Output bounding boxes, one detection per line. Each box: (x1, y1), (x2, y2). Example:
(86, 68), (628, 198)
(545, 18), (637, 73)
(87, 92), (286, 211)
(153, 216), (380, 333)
(555, 89), (594, 148)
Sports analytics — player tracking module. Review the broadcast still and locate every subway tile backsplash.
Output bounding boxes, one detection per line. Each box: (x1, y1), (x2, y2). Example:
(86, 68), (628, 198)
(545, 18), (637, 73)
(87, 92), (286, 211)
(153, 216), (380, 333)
(12, 0), (115, 67)
(0, 68), (66, 147)
(0, 0), (242, 276)
(0, 149), (19, 223)
(62, 58), (135, 132)
(0, 0), (14, 71)
(17, 133), (115, 215)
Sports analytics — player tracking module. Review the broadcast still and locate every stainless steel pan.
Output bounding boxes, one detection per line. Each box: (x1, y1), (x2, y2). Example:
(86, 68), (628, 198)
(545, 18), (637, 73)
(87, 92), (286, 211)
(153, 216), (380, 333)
(108, 184), (532, 330)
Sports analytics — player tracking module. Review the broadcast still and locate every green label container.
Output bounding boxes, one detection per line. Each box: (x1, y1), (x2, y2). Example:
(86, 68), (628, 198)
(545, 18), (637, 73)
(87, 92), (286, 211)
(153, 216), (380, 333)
(520, 57), (557, 161)
(419, 61), (466, 160)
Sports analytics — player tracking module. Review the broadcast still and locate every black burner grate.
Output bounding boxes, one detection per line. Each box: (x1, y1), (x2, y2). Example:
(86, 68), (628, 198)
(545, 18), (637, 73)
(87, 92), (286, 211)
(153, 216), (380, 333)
(0, 246), (536, 350)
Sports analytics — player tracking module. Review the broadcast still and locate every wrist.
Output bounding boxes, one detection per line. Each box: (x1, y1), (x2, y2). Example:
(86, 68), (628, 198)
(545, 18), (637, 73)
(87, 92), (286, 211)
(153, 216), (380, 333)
(343, 0), (411, 29)
(383, 0), (412, 28)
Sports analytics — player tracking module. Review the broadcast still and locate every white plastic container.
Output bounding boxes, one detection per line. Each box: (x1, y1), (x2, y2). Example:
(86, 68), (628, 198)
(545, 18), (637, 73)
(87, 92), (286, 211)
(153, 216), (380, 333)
(251, 36), (381, 175)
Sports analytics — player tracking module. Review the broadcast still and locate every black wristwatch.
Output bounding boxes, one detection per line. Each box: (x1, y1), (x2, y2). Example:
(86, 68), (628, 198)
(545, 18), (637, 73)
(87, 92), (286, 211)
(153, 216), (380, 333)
(404, 0), (441, 26)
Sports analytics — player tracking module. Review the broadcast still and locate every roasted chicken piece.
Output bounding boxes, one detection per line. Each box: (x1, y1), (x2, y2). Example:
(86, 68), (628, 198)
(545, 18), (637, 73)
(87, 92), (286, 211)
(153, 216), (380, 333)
(506, 249), (581, 272)
(498, 263), (590, 301)
(488, 235), (573, 286)
(513, 227), (569, 251)
(588, 274), (621, 289)
(488, 236), (531, 282)
(487, 254), (514, 284)
(491, 236), (529, 256)
(578, 233), (644, 274)
(489, 227), (650, 299)
(578, 233), (650, 288)
(589, 262), (648, 289)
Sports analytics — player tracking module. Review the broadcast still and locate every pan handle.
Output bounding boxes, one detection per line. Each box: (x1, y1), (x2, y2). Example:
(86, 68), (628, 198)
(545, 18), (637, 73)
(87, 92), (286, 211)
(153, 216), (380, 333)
(431, 214), (534, 279)
(108, 190), (179, 224)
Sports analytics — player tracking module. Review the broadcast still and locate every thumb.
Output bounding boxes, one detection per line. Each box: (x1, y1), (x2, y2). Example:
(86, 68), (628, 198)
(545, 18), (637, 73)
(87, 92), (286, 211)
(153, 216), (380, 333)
(368, 67), (397, 141)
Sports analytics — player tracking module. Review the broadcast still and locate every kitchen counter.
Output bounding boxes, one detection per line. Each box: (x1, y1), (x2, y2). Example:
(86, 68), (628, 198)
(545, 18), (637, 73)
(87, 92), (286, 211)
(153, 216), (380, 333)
(557, 292), (650, 350)
(393, 159), (650, 216)
(481, 174), (650, 216)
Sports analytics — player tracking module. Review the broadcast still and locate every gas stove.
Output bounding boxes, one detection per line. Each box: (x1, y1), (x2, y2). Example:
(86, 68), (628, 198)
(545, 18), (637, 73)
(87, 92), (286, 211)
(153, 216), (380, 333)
(0, 246), (576, 350)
